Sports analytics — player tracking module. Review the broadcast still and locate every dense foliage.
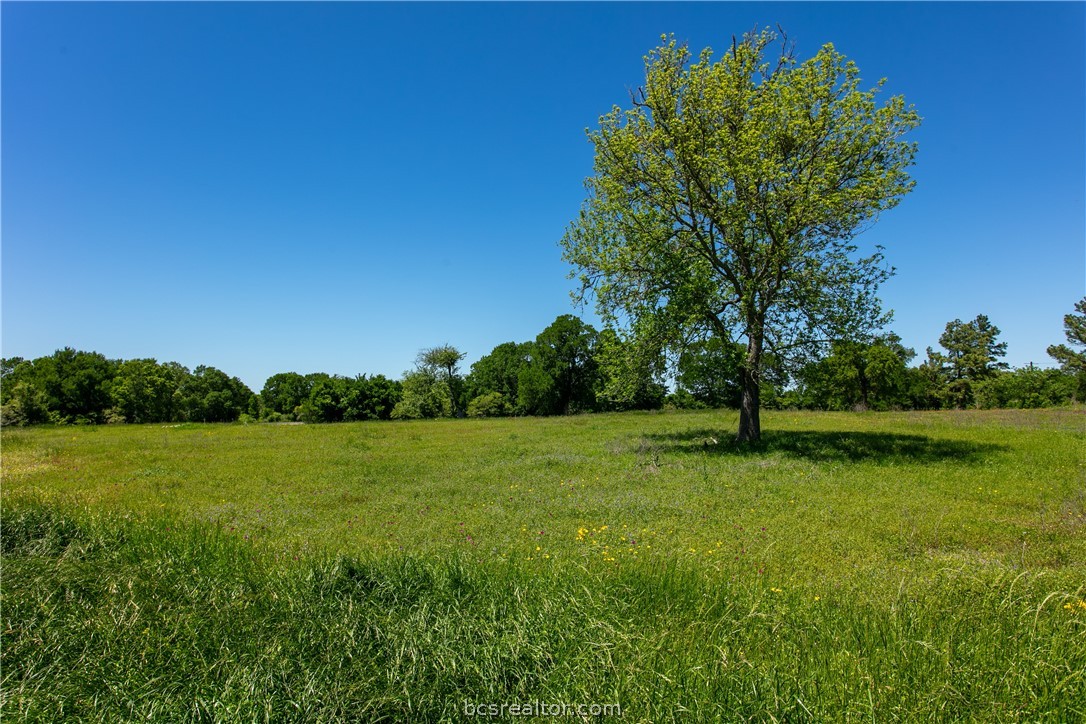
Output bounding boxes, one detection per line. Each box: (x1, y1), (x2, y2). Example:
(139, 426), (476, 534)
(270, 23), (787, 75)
(0, 351), (256, 426)
(782, 310), (1080, 411)
(457, 315), (664, 419)
(2, 303), (1081, 427)
(1046, 297), (1086, 402)
(561, 29), (921, 440)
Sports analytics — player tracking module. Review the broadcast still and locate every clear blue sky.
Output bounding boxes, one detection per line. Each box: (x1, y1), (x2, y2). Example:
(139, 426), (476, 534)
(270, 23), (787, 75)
(3, 2), (1083, 391)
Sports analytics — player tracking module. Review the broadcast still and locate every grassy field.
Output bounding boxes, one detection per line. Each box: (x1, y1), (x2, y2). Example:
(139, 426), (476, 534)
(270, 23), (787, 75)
(2, 408), (1084, 721)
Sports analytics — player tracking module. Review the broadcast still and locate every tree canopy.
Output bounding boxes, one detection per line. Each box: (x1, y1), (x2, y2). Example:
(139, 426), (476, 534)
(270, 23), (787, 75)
(925, 314), (1008, 408)
(932, 315), (1008, 382)
(1047, 298), (1086, 375)
(561, 29), (920, 440)
(531, 315), (600, 415)
(1046, 297), (1086, 402)
(391, 347), (466, 420)
(797, 334), (914, 411)
(466, 342), (531, 407)
(420, 345), (467, 417)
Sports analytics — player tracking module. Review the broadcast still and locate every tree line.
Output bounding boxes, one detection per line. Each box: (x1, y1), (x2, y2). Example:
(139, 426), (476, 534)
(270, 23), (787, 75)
(1, 353), (258, 426)
(782, 311), (1084, 411)
(1, 301), (1082, 427)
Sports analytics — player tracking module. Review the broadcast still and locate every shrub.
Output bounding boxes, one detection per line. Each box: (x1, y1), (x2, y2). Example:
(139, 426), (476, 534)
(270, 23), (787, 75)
(1, 401), (27, 427)
(467, 392), (511, 418)
(974, 368), (1075, 409)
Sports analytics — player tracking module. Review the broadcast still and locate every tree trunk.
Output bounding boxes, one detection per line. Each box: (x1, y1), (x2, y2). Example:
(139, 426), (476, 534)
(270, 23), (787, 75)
(445, 365), (461, 418)
(737, 368), (761, 442)
(736, 333), (763, 443)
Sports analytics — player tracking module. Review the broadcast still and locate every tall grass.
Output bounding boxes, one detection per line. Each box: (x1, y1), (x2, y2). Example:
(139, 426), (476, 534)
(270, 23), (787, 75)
(2, 409), (1084, 720)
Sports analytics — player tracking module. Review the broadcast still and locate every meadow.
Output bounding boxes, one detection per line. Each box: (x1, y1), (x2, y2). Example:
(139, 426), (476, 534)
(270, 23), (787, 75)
(2, 408), (1084, 721)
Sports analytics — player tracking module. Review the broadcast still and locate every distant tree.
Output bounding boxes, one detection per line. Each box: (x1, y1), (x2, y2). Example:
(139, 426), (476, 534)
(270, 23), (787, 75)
(466, 342), (532, 403)
(261, 372), (313, 418)
(1, 358), (31, 422)
(933, 315), (1008, 382)
(300, 376), (351, 423)
(859, 342), (912, 409)
(287, 373), (403, 423)
(927, 315), (1008, 408)
(110, 359), (183, 423)
(516, 363), (556, 416)
(467, 318), (603, 417)
(14, 349), (118, 424)
(345, 374), (402, 421)
(974, 366), (1075, 409)
(1, 351), (271, 424)
(1, 357), (26, 383)
(561, 29), (920, 441)
(675, 337), (745, 409)
(800, 334), (914, 410)
(390, 347), (462, 420)
(0, 381), (50, 426)
(391, 368), (451, 419)
(177, 366), (254, 422)
(1047, 297), (1086, 401)
(594, 329), (668, 411)
(419, 345), (467, 417)
(903, 354), (944, 410)
(531, 315), (600, 415)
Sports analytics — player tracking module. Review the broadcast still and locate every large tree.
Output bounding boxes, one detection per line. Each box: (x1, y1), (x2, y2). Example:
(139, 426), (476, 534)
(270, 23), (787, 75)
(561, 29), (920, 440)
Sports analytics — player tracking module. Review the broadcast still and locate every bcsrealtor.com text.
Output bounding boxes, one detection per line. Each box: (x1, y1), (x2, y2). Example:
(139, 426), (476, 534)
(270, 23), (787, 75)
(464, 700), (622, 717)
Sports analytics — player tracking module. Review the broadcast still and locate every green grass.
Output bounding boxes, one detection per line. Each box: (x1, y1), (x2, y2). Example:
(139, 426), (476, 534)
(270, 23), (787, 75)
(2, 409), (1085, 720)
